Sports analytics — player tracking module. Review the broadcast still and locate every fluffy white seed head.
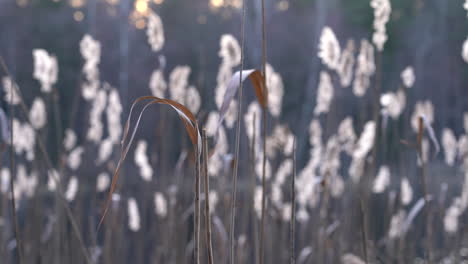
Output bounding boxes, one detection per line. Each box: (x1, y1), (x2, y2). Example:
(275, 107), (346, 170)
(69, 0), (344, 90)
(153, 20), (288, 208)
(65, 176), (79, 202)
(341, 254), (366, 264)
(388, 209), (406, 239)
(67, 146), (84, 171)
(106, 88), (122, 143)
(64, 129), (77, 151)
(127, 197), (141, 232)
(380, 89), (406, 119)
(401, 177), (413, 205)
(314, 71), (334, 115)
(134, 140), (153, 182)
(463, 37), (468, 63)
(154, 192), (167, 217)
(373, 165), (390, 193)
(29, 97), (47, 129)
(353, 39), (375, 97)
(337, 39), (355, 87)
(149, 69), (167, 98)
(411, 101), (434, 133)
(370, 0), (391, 51)
(33, 49), (58, 93)
(442, 128), (458, 166)
(401, 66), (415, 88)
(169, 66), (190, 103)
(96, 172), (110, 192)
(219, 34), (241, 67)
(2, 77), (20, 105)
(80, 35), (101, 101)
(146, 11), (165, 52)
(266, 64), (284, 117)
(318, 26), (341, 70)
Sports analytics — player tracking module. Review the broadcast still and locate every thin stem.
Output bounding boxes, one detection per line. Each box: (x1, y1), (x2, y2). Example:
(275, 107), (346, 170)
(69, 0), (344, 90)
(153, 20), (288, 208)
(202, 129), (214, 264)
(290, 137), (296, 264)
(8, 78), (23, 264)
(229, 0), (246, 263)
(259, 0), (267, 262)
(194, 143), (201, 264)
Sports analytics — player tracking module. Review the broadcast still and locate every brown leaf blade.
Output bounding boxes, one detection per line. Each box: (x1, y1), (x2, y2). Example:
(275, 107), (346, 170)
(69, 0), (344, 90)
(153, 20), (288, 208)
(97, 96), (200, 231)
(217, 69), (267, 130)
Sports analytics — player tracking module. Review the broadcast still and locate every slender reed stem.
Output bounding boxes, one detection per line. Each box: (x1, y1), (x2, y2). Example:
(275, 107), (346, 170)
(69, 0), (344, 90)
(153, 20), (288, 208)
(417, 117), (432, 263)
(194, 142), (201, 264)
(229, 0), (246, 263)
(290, 137), (296, 264)
(259, 0), (267, 262)
(8, 76), (23, 264)
(202, 129), (214, 264)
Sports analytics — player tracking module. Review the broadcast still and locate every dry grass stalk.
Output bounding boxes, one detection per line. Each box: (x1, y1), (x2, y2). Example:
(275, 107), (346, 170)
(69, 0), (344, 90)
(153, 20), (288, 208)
(290, 137), (297, 264)
(202, 129), (214, 264)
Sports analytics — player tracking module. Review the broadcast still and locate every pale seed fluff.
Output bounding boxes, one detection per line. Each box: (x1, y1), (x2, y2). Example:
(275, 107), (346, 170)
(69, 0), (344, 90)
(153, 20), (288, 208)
(255, 154), (272, 180)
(370, 0), (391, 51)
(134, 140), (153, 182)
(205, 111), (219, 137)
(281, 203), (292, 222)
(87, 89), (107, 143)
(350, 121), (376, 182)
(244, 101), (261, 145)
(1, 168), (10, 194)
(64, 129), (77, 151)
(353, 39), (375, 97)
(154, 192), (167, 217)
(341, 253), (366, 264)
(14, 165), (38, 200)
(444, 201), (461, 233)
(253, 186), (263, 219)
(463, 37), (468, 63)
(380, 89), (406, 119)
(96, 172), (110, 192)
(67, 146), (84, 171)
(47, 169), (60, 191)
(266, 64), (284, 117)
(465, 0), (468, 16)
(318, 26), (341, 70)
(33, 49), (58, 93)
(2, 77), (20, 105)
(97, 138), (113, 164)
(224, 99), (238, 129)
(442, 128), (458, 166)
(388, 209), (406, 239)
(169, 65), (190, 103)
(12, 119), (36, 161)
(337, 39), (355, 87)
(29, 97), (47, 129)
(65, 176), (78, 202)
(314, 71), (334, 115)
(337, 117), (356, 155)
(208, 190), (218, 214)
(401, 66), (415, 88)
(410, 101), (434, 133)
(373, 165), (390, 193)
(146, 11), (165, 52)
(185, 86), (201, 115)
(219, 34), (241, 67)
(106, 88), (122, 143)
(401, 177), (413, 205)
(80, 34), (101, 101)
(127, 197), (141, 232)
(149, 69), (167, 98)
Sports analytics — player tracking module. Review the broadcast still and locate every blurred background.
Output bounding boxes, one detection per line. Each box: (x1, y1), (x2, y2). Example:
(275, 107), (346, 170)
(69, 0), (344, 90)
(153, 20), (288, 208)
(0, 0), (468, 263)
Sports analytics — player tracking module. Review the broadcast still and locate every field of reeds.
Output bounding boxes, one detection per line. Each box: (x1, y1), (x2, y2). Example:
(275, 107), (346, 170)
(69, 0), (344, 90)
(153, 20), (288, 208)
(1, 0), (468, 263)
